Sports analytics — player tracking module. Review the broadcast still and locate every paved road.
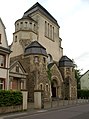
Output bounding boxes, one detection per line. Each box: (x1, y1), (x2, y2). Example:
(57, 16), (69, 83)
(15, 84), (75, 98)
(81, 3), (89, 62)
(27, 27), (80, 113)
(1, 104), (89, 119)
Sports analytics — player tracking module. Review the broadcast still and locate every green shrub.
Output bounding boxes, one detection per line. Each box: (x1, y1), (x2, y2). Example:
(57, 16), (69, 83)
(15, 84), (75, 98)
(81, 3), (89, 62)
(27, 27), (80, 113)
(0, 90), (23, 107)
(77, 89), (89, 99)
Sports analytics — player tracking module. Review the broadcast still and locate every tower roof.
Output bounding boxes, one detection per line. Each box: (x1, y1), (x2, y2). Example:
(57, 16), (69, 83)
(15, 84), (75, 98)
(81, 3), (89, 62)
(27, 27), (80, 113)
(15, 15), (37, 24)
(24, 41), (47, 57)
(23, 2), (59, 26)
(59, 55), (74, 67)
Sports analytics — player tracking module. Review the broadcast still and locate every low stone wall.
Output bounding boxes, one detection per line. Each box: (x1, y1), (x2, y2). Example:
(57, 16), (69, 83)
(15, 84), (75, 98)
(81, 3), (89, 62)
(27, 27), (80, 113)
(0, 105), (23, 114)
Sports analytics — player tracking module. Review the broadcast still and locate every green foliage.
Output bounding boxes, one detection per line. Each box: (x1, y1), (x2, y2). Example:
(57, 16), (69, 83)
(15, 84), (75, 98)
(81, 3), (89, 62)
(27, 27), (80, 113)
(77, 89), (89, 99)
(75, 69), (81, 89)
(0, 90), (23, 107)
(72, 59), (82, 89)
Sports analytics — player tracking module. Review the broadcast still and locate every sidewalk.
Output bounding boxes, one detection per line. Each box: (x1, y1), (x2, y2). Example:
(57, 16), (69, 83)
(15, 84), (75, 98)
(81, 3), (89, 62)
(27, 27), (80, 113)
(0, 99), (89, 119)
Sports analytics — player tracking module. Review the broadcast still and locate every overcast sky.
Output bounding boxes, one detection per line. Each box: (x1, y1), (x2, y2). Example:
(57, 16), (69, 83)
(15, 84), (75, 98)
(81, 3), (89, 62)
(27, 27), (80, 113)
(0, 0), (89, 74)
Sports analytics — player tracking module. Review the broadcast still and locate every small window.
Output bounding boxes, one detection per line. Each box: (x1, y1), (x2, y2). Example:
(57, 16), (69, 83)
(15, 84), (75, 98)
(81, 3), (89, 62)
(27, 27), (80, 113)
(15, 36), (17, 42)
(34, 24), (36, 31)
(16, 66), (19, 72)
(46, 84), (49, 91)
(0, 34), (1, 44)
(0, 55), (5, 67)
(40, 84), (43, 90)
(47, 54), (53, 63)
(43, 57), (46, 63)
(45, 21), (47, 36)
(52, 27), (54, 40)
(29, 23), (32, 29)
(34, 56), (39, 63)
(20, 22), (23, 24)
(25, 22), (27, 27)
(17, 23), (19, 26)
(25, 22), (27, 24)
(0, 79), (4, 90)
(20, 22), (23, 29)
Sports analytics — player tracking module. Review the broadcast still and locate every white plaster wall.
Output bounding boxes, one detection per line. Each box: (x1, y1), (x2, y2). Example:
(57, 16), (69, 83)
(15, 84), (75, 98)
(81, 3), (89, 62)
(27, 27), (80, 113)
(0, 20), (8, 49)
(80, 71), (89, 90)
(0, 68), (7, 78)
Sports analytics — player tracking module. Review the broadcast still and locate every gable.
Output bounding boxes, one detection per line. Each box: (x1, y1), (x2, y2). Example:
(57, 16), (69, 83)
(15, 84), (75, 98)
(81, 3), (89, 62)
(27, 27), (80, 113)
(24, 2), (58, 25)
(80, 70), (89, 81)
(10, 61), (26, 74)
(0, 18), (9, 49)
(50, 63), (63, 82)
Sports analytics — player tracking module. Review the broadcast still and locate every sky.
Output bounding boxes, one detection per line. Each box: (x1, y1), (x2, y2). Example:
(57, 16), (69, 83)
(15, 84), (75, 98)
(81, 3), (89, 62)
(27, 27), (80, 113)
(0, 0), (89, 74)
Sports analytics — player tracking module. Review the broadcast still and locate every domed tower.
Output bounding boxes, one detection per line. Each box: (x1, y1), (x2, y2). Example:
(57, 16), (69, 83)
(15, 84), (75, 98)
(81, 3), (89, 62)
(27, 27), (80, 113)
(10, 15), (38, 58)
(59, 55), (77, 99)
(24, 41), (50, 101)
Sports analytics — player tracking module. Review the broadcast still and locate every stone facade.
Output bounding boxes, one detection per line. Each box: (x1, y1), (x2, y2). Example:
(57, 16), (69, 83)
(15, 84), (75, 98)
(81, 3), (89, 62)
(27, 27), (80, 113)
(10, 2), (63, 62)
(10, 2), (77, 101)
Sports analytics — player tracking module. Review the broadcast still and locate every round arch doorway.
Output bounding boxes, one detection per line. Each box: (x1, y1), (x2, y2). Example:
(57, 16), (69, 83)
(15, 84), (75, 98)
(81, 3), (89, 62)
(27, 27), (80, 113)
(51, 79), (58, 97)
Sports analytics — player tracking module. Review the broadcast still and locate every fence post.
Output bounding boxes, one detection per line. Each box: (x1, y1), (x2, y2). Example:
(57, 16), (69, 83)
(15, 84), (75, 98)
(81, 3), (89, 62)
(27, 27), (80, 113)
(50, 97), (53, 108)
(34, 90), (44, 109)
(21, 90), (28, 110)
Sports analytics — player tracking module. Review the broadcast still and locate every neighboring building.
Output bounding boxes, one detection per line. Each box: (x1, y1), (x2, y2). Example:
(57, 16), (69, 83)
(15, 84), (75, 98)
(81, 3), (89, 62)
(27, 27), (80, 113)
(10, 2), (77, 101)
(0, 18), (11, 90)
(80, 70), (89, 90)
(9, 60), (27, 90)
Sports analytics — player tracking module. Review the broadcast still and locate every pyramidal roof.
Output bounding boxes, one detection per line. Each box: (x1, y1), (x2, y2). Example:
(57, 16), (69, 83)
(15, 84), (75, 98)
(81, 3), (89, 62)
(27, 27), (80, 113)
(23, 2), (58, 25)
(59, 55), (74, 67)
(24, 41), (47, 57)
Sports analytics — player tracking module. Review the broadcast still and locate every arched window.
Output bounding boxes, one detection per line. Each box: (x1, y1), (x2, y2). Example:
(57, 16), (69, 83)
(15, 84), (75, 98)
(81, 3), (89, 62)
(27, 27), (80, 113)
(17, 23), (19, 30)
(43, 57), (46, 63)
(34, 56), (39, 63)
(45, 84), (49, 92)
(47, 54), (53, 63)
(29, 22), (32, 29)
(34, 24), (36, 31)
(20, 22), (23, 29)
(14, 35), (17, 42)
(24, 22), (28, 29)
(39, 83), (43, 90)
(45, 21), (47, 36)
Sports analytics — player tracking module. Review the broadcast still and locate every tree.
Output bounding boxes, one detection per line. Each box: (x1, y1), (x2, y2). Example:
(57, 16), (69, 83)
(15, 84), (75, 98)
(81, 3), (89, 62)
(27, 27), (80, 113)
(72, 59), (82, 89)
(75, 69), (81, 89)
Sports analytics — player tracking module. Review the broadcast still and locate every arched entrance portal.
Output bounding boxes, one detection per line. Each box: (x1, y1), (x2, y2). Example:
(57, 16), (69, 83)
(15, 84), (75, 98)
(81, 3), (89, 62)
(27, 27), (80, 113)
(51, 79), (58, 97)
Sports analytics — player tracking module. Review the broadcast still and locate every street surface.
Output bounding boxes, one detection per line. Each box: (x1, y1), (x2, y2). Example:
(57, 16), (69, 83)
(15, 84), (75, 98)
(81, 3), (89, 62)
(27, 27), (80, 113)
(1, 104), (89, 119)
